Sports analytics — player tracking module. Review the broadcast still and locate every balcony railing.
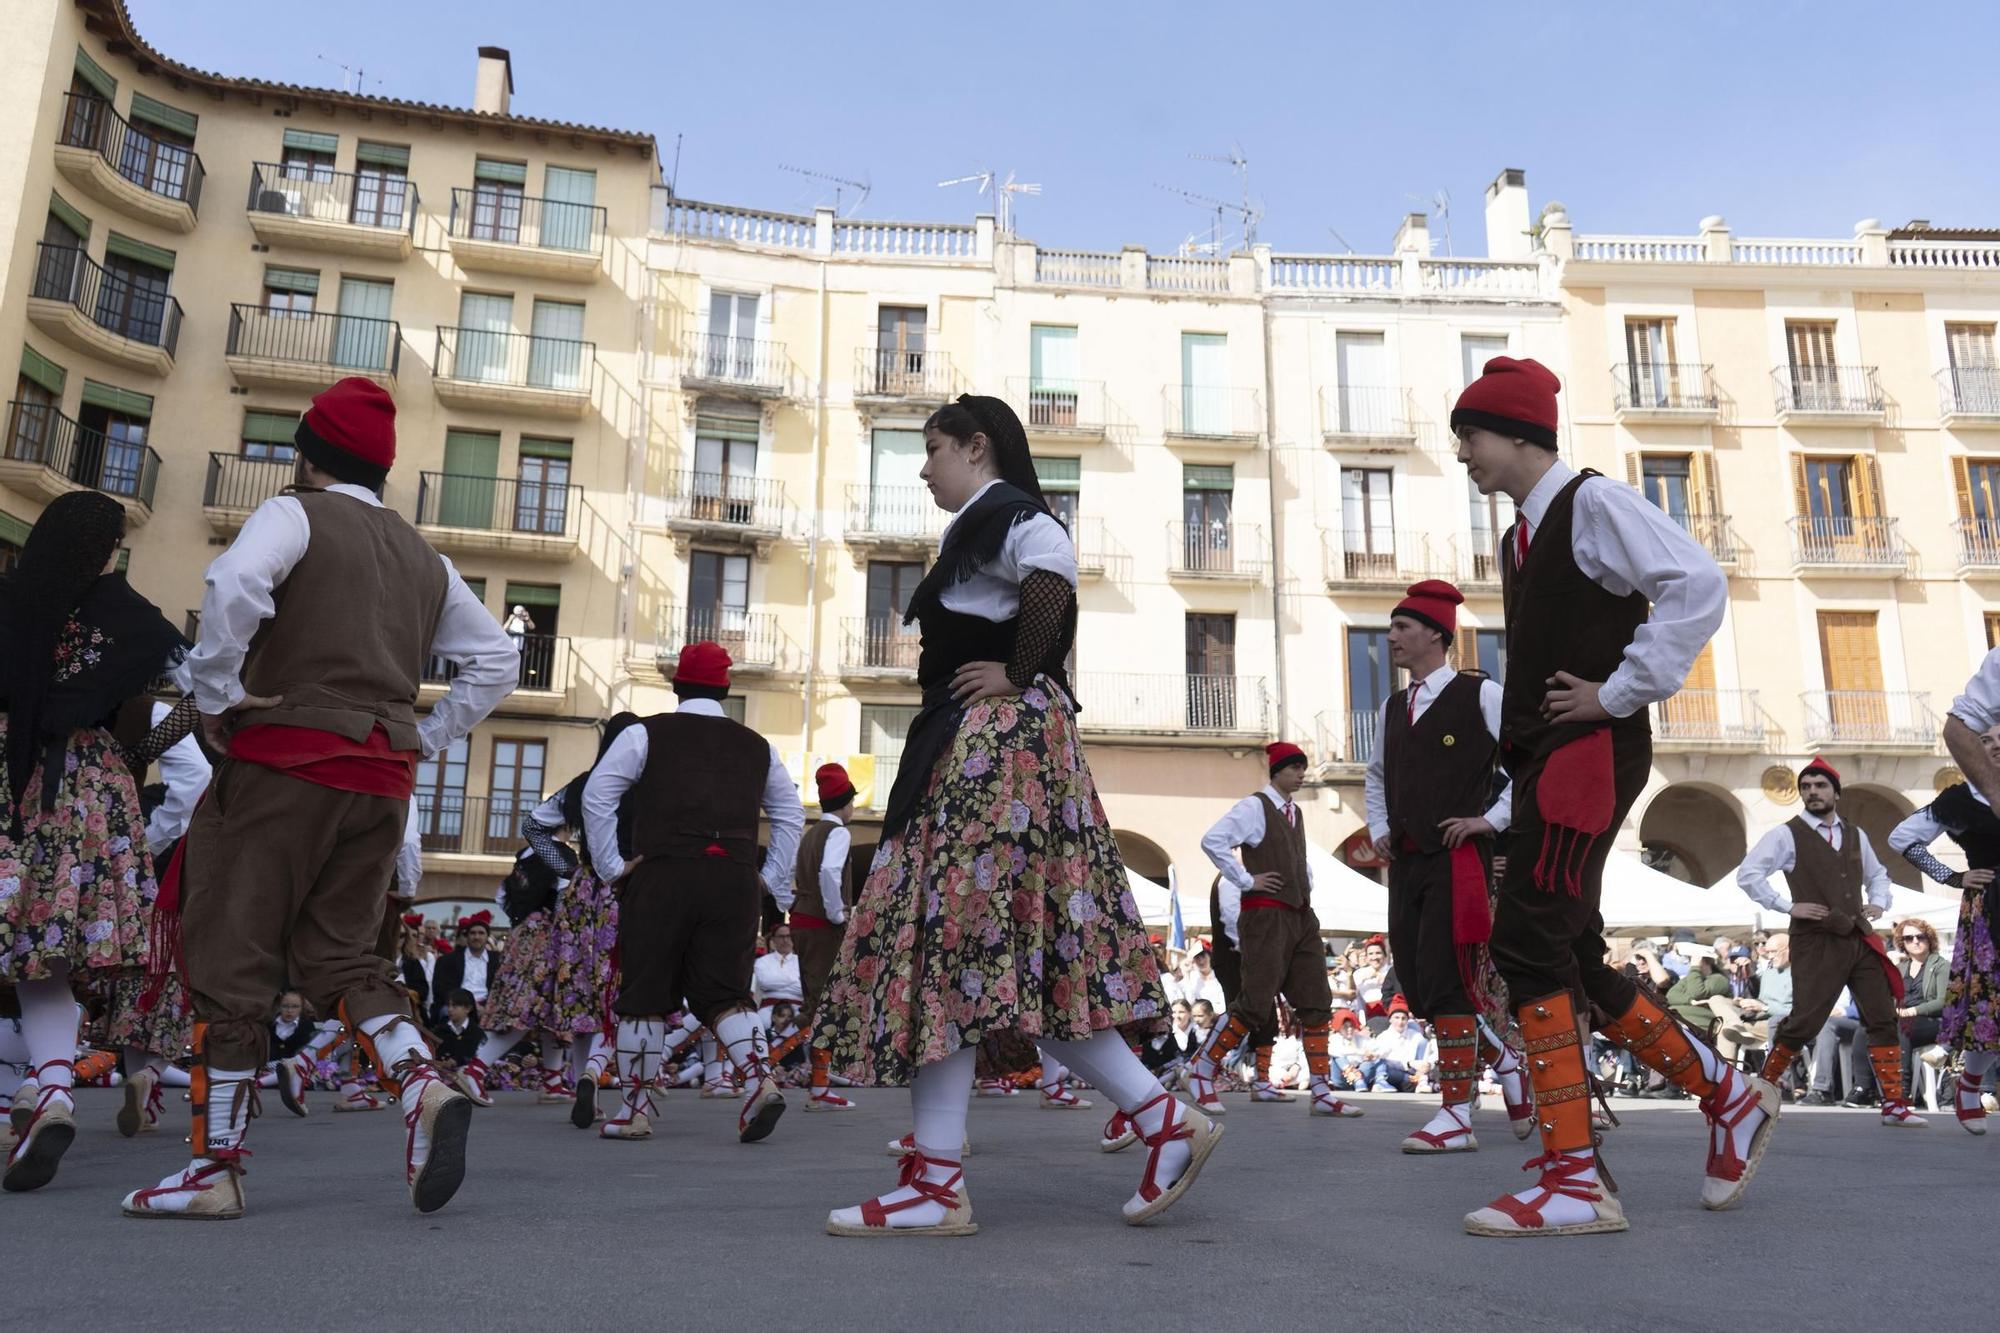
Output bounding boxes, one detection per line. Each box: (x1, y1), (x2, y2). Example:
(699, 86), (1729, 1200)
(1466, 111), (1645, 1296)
(1077, 672), (1271, 735)
(247, 161), (416, 234)
(1665, 512), (1737, 564)
(844, 483), (948, 542)
(1788, 515), (1905, 569)
(449, 187), (605, 255)
(1940, 366), (2000, 419)
(1772, 364), (1883, 416)
(226, 303), (402, 377)
(1004, 377), (1107, 435)
(59, 93), (205, 212)
(855, 346), (956, 400)
(1347, 707), (1383, 766)
(416, 472), (579, 537)
(661, 470), (787, 532)
(1654, 689), (1766, 745)
(4, 400), (161, 507)
(1320, 385), (1414, 440)
(1462, 532), (1506, 587)
(841, 617), (921, 673)
(1954, 518), (2000, 569)
(414, 795), (530, 858)
(1801, 691), (1937, 748)
(437, 327), (594, 392)
(1164, 385), (1261, 439)
(681, 333), (790, 393)
(31, 243), (183, 358)
(1170, 521), (1265, 578)
(423, 634), (570, 695)
(1611, 362), (1717, 412)
(203, 451), (295, 512)
(655, 605), (781, 670)
(1071, 515), (1109, 574)
(1324, 531), (1456, 585)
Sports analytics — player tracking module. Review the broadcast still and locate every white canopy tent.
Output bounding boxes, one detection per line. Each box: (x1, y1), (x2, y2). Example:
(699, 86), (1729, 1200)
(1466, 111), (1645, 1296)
(1129, 846), (1387, 938)
(1599, 854), (1758, 935)
(1699, 869), (1968, 939)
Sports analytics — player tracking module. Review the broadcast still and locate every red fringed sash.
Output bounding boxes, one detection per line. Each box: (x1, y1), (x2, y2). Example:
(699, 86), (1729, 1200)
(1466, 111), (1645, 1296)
(1532, 728), (1615, 897)
(1450, 842), (1493, 1004)
(1859, 931), (1907, 1005)
(137, 790), (205, 1011)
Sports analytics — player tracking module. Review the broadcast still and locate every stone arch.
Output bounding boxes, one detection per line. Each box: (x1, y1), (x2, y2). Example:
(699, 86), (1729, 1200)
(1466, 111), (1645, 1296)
(1114, 829), (1173, 887)
(1637, 782), (1748, 886)
(1841, 784), (1920, 889)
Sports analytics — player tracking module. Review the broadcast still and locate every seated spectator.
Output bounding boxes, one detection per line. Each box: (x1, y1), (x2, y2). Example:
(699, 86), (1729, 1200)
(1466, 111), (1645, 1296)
(1896, 919), (1948, 1109)
(1145, 1000), (1198, 1074)
(1326, 1011), (1371, 1092)
(1359, 1002), (1430, 1092)
(1182, 948), (1226, 1014)
(1269, 1006), (1307, 1091)
(1668, 953), (1731, 1035)
(1190, 1000), (1217, 1051)
(434, 990), (482, 1071)
(1326, 959), (1356, 1009)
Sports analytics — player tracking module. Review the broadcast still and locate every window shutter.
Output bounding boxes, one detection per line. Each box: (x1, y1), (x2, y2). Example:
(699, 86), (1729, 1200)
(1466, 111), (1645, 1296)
(1790, 455), (1810, 518)
(20, 345), (67, 397)
(1690, 451), (1719, 515)
(1033, 456), (1081, 492)
(281, 128), (339, 155)
(519, 437), (572, 460)
(0, 510), (30, 548)
(48, 193), (91, 241)
(115, 548), (131, 574)
(73, 48), (116, 100)
(502, 581), (561, 608)
(474, 158), (528, 185)
(461, 577), (488, 605)
(128, 93), (198, 138)
(1859, 456), (1885, 518)
(262, 266), (319, 295)
(79, 380), (154, 417)
(1183, 464), (1234, 492)
(1624, 453), (1641, 489)
(1955, 457), (1974, 520)
(354, 142), (411, 170)
(104, 232), (175, 271)
(242, 410), (299, 445)
(693, 413), (759, 443)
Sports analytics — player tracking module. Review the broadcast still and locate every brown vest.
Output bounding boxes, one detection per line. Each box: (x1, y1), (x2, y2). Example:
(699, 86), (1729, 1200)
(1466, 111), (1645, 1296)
(1239, 793), (1309, 908)
(1382, 672), (1498, 853)
(1784, 815), (1865, 930)
(793, 818), (853, 918)
(1499, 472), (1651, 764)
(628, 712), (772, 864)
(240, 488), (450, 748)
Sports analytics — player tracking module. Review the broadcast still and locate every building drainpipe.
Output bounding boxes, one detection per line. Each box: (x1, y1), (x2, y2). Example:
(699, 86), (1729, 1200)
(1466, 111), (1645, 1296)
(618, 229), (656, 718)
(1260, 291), (1289, 742)
(798, 254), (831, 763)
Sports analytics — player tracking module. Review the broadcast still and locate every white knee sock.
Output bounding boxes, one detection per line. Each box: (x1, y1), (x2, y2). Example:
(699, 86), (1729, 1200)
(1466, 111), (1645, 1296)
(700, 1034), (725, 1085)
(912, 1047), (976, 1157)
(160, 1063), (192, 1088)
(571, 1033), (605, 1083)
(1036, 1050), (1068, 1093)
(475, 1029), (518, 1066)
(17, 975), (80, 1101)
(538, 1034), (564, 1080)
(358, 1016), (428, 1070)
(1041, 1031), (1163, 1112)
(714, 1010), (767, 1080)
(664, 1013), (701, 1060)
(124, 1044), (164, 1078)
(0, 1020), (25, 1101)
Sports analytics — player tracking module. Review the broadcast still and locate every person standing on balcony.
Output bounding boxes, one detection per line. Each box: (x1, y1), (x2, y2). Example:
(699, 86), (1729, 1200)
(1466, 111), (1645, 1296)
(769, 763), (858, 1112)
(1735, 760), (1915, 1126)
(581, 642), (803, 1144)
(1361, 579), (1533, 1154)
(1192, 744), (1363, 1121)
(121, 376), (518, 1221)
(814, 394), (1216, 1237)
(502, 605), (534, 651)
(1451, 356), (1766, 1240)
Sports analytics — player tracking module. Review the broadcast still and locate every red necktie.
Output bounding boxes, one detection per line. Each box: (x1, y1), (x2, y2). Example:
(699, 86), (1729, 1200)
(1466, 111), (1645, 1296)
(1407, 682), (1420, 725)
(1821, 822), (1835, 845)
(1283, 801), (1296, 825)
(1514, 518), (1532, 565)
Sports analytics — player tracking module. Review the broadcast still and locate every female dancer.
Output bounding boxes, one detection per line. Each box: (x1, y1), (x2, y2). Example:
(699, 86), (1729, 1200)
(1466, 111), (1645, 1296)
(2, 493), (188, 1190)
(813, 394), (1220, 1236)
(1887, 737), (2000, 1134)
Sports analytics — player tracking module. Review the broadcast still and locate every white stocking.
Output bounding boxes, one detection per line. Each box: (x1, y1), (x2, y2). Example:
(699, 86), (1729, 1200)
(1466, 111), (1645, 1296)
(357, 1016), (428, 1070)
(714, 1009), (768, 1081)
(16, 974), (80, 1107)
(1043, 1031), (1191, 1201)
(475, 1029), (518, 1066)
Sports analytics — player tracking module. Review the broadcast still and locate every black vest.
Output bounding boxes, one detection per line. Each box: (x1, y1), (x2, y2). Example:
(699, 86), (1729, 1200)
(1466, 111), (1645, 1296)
(1383, 672), (1498, 854)
(629, 712), (771, 865)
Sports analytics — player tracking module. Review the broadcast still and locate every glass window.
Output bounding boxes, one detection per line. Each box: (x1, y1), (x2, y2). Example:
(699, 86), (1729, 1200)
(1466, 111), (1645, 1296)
(487, 738), (548, 855)
(1460, 334), (1508, 389)
(1346, 627), (1397, 763)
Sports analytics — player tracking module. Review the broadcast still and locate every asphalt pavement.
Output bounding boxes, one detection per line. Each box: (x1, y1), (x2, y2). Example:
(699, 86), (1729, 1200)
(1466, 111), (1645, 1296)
(6, 1084), (1987, 1331)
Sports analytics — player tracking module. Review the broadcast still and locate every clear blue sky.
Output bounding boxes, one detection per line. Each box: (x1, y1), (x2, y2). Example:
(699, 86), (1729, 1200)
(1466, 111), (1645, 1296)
(133, 0), (2000, 255)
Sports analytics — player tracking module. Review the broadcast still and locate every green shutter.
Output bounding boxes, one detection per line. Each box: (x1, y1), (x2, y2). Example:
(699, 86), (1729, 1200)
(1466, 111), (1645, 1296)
(128, 93), (198, 138)
(519, 437), (572, 460)
(73, 48), (116, 100)
(242, 410), (299, 445)
(20, 346), (67, 397)
(355, 141), (411, 170)
(1033, 456), (1081, 491)
(115, 548), (131, 574)
(694, 413), (759, 443)
(281, 128), (339, 155)
(48, 193), (91, 241)
(80, 380), (154, 418)
(1183, 464), (1234, 492)
(0, 510), (31, 547)
(503, 581), (561, 609)
(442, 430), (501, 477)
(262, 266), (319, 295)
(474, 158), (527, 185)
(105, 232), (175, 272)
(461, 577), (488, 605)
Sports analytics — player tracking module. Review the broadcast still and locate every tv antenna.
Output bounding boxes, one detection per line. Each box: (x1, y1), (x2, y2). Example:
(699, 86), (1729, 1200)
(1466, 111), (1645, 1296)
(315, 53), (378, 95)
(1190, 143), (1258, 244)
(1156, 183), (1261, 255)
(1407, 188), (1453, 255)
(1325, 226), (1355, 254)
(779, 163), (871, 217)
(937, 167), (1041, 234)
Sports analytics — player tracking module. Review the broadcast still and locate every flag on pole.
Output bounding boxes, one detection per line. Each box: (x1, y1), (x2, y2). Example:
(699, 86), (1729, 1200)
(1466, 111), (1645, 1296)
(1168, 866), (1185, 952)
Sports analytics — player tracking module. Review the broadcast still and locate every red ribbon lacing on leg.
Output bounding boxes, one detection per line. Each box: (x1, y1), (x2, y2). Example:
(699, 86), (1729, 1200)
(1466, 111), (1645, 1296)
(1696, 1067), (1763, 1183)
(857, 1150), (964, 1228)
(1132, 1092), (1194, 1204)
(127, 1151), (250, 1207)
(1484, 1151), (1602, 1228)
(1958, 1072), (1987, 1125)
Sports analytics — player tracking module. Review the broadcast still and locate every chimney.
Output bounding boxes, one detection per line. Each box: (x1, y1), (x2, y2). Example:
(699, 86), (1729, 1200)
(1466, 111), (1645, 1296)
(474, 47), (513, 116)
(1483, 168), (1531, 260)
(1391, 211), (1430, 256)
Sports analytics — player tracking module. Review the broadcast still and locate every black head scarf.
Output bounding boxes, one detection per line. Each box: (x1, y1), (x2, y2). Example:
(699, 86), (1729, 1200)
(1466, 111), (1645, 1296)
(558, 710), (644, 839)
(952, 394), (1051, 511)
(0, 492), (186, 828)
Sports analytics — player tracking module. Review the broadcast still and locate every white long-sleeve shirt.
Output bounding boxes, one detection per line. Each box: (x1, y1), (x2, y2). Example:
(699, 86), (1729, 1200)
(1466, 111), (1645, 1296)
(143, 699), (212, 856)
(394, 799), (423, 900)
(1509, 460), (1728, 719)
(753, 950), (803, 1004)
(1734, 816), (1894, 916)
(804, 813), (853, 923)
(188, 483), (518, 758)
(1201, 785), (1314, 944)
(1363, 662), (1513, 844)
(582, 698), (805, 892)
(934, 478), (1080, 619)
(1951, 647), (2000, 731)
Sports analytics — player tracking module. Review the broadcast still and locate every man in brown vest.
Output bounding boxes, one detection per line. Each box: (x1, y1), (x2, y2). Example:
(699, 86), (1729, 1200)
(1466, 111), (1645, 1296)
(1735, 759), (1916, 1124)
(775, 762), (859, 1110)
(1192, 743), (1363, 1120)
(1451, 356), (1775, 1239)
(1364, 579), (1533, 1154)
(582, 642), (804, 1143)
(122, 378), (519, 1220)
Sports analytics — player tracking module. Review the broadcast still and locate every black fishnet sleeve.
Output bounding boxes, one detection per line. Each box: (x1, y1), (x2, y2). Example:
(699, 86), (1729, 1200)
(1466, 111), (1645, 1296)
(1900, 842), (1962, 888)
(521, 811), (579, 877)
(121, 695), (200, 774)
(1007, 570), (1075, 690)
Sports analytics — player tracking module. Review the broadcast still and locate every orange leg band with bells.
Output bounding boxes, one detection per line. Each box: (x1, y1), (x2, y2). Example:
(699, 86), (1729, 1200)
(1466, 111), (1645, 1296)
(1601, 991), (1719, 1098)
(1199, 1015), (1251, 1071)
(1301, 1024), (1331, 1079)
(1517, 993), (1594, 1155)
(1433, 1015), (1478, 1108)
(1869, 1046), (1905, 1105)
(1254, 1045), (1274, 1084)
(1759, 1043), (1799, 1088)
(809, 1046), (832, 1093)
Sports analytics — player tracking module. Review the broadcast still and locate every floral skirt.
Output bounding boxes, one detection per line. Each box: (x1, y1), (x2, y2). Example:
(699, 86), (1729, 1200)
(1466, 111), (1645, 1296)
(1940, 885), (2000, 1053)
(813, 681), (1166, 1086)
(0, 723), (155, 986)
(482, 868), (618, 1034)
(102, 973), (193, 1060)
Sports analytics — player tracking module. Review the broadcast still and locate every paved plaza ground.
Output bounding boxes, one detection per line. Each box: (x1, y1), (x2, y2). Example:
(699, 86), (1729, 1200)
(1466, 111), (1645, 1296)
(8, 1084), (1986, 1331)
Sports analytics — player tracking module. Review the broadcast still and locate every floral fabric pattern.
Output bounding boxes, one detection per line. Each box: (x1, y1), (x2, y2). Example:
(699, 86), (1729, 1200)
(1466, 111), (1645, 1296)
(51, 617), (113, 685)
(0, 721), (155, 985)
(482, 867), (618, 1034)
(814, 682), (1164, 1086)
(1940, 885), (2000, 1054)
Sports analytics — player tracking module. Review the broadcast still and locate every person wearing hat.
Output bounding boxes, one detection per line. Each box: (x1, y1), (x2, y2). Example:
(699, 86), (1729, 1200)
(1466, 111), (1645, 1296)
(581, 641), (804, 1144)
(1737, 758), (1914, 1124)
(1451, 356), (1767, 1239)
(429, 911), (496, 1028)
(122, 377), (519, 1221)
(1194, 741), (1363, 1121)
(767, 763), (860, 1111)
(1362, 579), (1532, 1154)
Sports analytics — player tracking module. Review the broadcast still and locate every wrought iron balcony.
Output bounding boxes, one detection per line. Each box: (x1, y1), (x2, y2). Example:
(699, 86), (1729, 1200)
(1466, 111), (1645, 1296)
(413, 795), (527, 859)
(201, 452), (296, 532)
(1611, 362), (1718, 417)
(1954, 517), (2000, 571)
(660, 470), (787, 543)
(840, 617), (921, 677)
(1163, 385), (1261, 442)
(1074, 672), (1271, 737)
(843, 483), (948, 547)
(2, 399), (161, 520)
(1787, 515), (1906, 575)
(1801, 690), (1937, 750)
(1003, 377), (1108, 439)
(225, 303), (400, 389)
(246, 162), (416, 257)
(28, 243), (182, 371)
(1654, 689), (1767, 748)
(421, 635), (571, 702)
(680, 333), (792, 396)
(1320, 385), (1416, 445)
(435, 327), (594, 417)
(415, 471), (580, 561)
(1169, 521), (1265, 580)
(854, 346), (957, 402)
(1939, 366), (2000, 427)
(55, 93), (203, 229)
(1345, 707), (1382, 766)
(448, 187), (605, 279)
(1771, 364), (1884, 421)
(1323, 531), (1456, 588)
(655, 605), (782, 674)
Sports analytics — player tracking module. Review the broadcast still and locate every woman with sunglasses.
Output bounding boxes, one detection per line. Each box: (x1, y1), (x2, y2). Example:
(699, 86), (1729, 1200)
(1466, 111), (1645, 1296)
(1891, 922), (1947, 1108)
